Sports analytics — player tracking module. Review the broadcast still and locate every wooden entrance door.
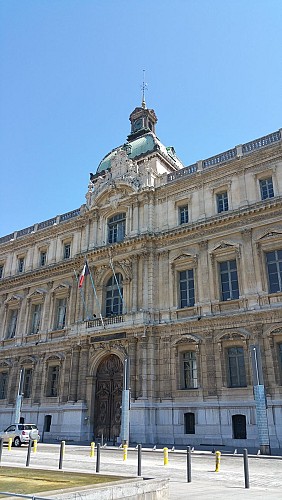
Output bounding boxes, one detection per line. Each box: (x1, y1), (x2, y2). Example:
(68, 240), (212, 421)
(94, 354), (123, 442)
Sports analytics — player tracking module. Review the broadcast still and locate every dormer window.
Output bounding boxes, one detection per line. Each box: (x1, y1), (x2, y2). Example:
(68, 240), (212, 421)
(108, 213), (126, 244)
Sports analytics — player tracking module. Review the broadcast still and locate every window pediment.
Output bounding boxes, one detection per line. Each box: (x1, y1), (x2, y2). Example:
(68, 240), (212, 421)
(171, 253), (197, 270)
(27, 289), (47, 300)
(51, 283), (71, 295)
(172, 334), (202, 347)
(5, 294), (23, 305)
(258, 231), (282, 241)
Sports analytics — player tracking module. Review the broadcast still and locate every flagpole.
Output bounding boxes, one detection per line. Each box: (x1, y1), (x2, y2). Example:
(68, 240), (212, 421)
(74, 270), (91, 320)
(87, 263), (105, 329)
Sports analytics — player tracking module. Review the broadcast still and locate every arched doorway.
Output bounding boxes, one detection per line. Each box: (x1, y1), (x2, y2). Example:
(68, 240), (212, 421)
(94, 354), (123, 442)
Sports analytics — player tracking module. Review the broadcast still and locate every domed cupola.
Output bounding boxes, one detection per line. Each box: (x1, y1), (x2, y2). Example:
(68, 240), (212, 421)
(127, 100), (158, 142)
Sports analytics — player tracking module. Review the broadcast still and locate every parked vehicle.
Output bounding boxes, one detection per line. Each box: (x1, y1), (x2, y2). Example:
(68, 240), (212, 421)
(0, 424), (40, 447)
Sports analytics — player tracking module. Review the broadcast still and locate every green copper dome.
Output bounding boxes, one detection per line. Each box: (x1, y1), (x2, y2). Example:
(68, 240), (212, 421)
(97, 133), (158, 173)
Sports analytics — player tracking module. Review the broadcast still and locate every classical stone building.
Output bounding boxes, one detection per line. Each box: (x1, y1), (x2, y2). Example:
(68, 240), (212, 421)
(0, 100), (282, 452)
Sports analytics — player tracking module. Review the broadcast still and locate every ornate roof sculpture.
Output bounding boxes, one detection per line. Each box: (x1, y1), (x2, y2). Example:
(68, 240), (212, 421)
(86, 102), (185, 209)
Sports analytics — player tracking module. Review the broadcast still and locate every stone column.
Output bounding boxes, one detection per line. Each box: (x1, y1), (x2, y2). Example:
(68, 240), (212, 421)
(41, 286), (53, 334)
(241, 228), (259, 306)
(131, 255), (138, 313)
(8, 359), (20, 404)
(198, 240), (211, 315)
(203, 335), (217, 397)
(32, 356), (45, 404)
(61, 351), (71, 402)
(159, 336), (172, 399)
(68, 346), (80, 402)
(91, 211), (99, 248)
(77, 346), (89, 401)
(238, 168), (248, 207)
(139, 338), (148, 399)
(132, 199), (139, 236)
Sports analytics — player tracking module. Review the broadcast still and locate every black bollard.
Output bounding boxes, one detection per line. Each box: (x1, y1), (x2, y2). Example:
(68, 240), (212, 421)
(187, 446), (192, 483)
(59, 441), (65, 470)
(243, 448), (250, 489)
(0, 438), (3, 464)
(96, 443), (101, 473)
(26, 439), (33, 467)
(137, 444), (142, 476)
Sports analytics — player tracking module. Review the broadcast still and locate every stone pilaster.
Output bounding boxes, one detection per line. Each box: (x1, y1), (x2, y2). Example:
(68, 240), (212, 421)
(68, 346), (80, 402)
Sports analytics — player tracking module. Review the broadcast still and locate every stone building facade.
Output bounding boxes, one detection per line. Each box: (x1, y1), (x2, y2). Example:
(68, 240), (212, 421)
(0, 102), (282, 451)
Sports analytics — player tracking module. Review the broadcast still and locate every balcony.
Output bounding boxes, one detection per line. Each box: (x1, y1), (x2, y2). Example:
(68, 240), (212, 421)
(86, 315), (125, 328)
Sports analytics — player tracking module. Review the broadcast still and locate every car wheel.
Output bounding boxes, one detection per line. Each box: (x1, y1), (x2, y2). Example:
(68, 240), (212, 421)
(13, 437), (21, 447)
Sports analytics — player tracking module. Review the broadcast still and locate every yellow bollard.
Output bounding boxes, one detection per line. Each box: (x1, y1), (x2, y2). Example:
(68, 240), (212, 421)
(123, 444), (128, 462)
(33, 439), (38, 453)
(8, 438), (12, 451)
(90, 441), (95, 458)
(163, 447), (169, 466)
(215, 451), (221, 472)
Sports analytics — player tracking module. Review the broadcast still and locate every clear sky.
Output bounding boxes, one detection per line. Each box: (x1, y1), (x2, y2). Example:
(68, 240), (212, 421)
(1, 0), (282, 237)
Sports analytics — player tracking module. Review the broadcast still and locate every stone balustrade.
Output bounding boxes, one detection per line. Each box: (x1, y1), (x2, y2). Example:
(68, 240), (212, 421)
(167, 129), (281, 183)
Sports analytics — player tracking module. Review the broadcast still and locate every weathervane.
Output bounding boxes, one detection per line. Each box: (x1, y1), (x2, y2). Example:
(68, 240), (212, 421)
(141, 69), (148, 109)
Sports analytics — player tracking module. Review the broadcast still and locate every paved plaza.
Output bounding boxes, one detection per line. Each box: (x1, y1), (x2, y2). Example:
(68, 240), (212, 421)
(1, 444), (282, 498)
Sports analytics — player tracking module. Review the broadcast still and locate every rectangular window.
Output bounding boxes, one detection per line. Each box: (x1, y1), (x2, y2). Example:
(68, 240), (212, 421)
(30, 304), (41, 334)
(260, 177), (274, 200)
(108, 213), (126, 244)
(216, 191), (229, 213)
(266, 249), (282, 294)
(46, 366), (59, 397)
(6, 309), (18, 339)
(184, 412), (195, 434)
(219, 260), (239, 301)
(0, 265), (3, 279)
(18, 257), (25, 273)
(63, 244), (71, 260)
(179, 269), (195, 308)
(182, 352), (198, 389)
(227, 347), (246, 387)
(40, 251), (47, 267)
(179, 205), (189, 224)
(0, 372), (8, 399)
(54, 298), (66, 330)
(23, 368), (32, 398)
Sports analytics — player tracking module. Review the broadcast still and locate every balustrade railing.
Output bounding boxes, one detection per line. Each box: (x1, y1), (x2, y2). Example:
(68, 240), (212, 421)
(0, 233), (14, 244)
(167, 129), (281, 183)
(17, 225), (35, 237)
(60, 208), (81, 222)
(86, 315), (124, 328)
(203, 148), (237, 168)
(242, 130), (281, 154)
(167, 163), (198, 182)
(38, 217), (57, 230)
(0, 209), (80, 245)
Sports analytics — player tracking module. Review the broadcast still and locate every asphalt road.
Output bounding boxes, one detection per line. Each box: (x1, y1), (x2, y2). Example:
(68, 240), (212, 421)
(1, 443), (282, 499)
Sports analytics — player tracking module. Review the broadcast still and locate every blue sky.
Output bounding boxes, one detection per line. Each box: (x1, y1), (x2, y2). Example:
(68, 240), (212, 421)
(1, 0), (282, 237)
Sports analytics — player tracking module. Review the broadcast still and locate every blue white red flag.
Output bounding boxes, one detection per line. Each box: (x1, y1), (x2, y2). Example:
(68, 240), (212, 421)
(78, 261), (90, 288)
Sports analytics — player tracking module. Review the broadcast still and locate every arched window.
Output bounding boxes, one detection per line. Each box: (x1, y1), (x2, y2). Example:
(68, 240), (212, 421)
(232, 414), (246, 439)
(108, 213), (126, 243)
(105, 274), (123, 317)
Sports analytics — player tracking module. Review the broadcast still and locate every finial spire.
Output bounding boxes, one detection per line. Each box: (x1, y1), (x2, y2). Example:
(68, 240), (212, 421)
(141, 69), (147, 109)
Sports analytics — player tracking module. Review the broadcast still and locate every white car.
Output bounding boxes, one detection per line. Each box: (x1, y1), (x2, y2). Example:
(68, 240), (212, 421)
(0, 423), (40, 447)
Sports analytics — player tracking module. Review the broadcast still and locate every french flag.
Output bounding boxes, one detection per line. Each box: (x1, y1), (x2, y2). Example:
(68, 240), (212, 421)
(78, 261), (90, 288)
